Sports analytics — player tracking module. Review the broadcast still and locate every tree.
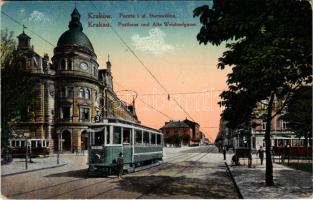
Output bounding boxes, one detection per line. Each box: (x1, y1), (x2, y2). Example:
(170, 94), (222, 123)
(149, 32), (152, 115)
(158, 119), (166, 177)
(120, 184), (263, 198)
(1, 29), (37, 147)
(194, 0), (312, 186)
(283, 86), (312, 157)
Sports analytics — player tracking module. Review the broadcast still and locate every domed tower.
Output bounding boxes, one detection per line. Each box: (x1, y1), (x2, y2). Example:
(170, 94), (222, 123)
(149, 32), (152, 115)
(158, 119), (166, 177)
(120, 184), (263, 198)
(52, 8), (100, 152)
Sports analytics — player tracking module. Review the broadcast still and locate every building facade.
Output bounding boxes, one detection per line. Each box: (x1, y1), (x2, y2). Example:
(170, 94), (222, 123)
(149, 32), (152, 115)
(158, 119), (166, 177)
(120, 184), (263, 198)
(11, 8), (138, 152)
(160, 119), (203, 146)
(217, 96), (311, 150)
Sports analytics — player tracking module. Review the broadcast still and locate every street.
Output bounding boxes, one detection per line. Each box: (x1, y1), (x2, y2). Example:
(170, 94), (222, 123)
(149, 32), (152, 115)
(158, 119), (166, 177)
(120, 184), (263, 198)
(1, 146), (238, 199)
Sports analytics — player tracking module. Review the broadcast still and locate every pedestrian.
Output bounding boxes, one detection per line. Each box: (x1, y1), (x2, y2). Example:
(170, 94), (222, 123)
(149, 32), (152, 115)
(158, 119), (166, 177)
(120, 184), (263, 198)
(258, 146), (264, 165)
(222, 146), (227, 160)
(116, 152), (124, 179)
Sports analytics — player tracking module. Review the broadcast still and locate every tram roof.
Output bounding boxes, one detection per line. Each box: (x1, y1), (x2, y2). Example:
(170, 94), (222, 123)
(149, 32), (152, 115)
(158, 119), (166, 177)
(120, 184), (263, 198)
(90, 118), (162, 134)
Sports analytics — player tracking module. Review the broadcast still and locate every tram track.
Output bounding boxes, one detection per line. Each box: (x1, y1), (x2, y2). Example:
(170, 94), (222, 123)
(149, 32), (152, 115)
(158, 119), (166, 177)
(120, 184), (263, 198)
(10, 152), (206, 199)
(135, 152), (209, 199)
(85, 152), (205, 199)
(87, 152), (207, 199)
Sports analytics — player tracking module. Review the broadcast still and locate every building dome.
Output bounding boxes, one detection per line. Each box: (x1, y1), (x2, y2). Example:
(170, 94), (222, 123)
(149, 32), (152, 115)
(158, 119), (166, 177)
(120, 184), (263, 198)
(57, 30), (94, 52)
(57, 8), (94, 52)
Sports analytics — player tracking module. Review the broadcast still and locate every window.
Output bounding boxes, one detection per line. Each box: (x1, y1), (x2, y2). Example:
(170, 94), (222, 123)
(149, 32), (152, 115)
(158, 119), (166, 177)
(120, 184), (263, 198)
(85, 89), (91, 100)
(281, 120), (289, 130)
(67, 87), (74, 98)
(151, 133), (156, 145)
(262, 122), (267, 130)
(61, 106), (71, 120)
(123, 128), (131, 144)
(31, 140), (36, 148)
(38, 140), (42, 148)
(106, 126), (111, 145)
(79, 88), (91, 100)
(143, 131), (149, 145)
(68, 59), (72, 70)
(79, 88), (85, 98)
(113, 127), (122, 144)
(95, 131), (104, 146)
(21, 140), (25, 147)
(80, 108), (90, 121)
(157, 134), (161, 145)
(136, 130), (142, 144)
(61, 59), (66, 70)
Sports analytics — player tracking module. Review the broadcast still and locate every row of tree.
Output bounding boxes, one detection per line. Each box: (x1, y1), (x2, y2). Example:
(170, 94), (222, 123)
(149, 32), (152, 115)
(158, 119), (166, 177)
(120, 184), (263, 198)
(194, 0), (312, 186)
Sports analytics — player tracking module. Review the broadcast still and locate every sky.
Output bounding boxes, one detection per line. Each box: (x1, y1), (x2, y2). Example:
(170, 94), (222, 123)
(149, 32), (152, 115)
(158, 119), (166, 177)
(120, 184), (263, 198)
(1, 1), (231, 142)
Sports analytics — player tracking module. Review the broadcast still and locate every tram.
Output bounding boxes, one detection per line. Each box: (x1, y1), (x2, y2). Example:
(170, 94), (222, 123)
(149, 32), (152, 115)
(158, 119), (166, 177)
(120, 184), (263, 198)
(8, 138), (50, 157)
(87, 118), (163, 176)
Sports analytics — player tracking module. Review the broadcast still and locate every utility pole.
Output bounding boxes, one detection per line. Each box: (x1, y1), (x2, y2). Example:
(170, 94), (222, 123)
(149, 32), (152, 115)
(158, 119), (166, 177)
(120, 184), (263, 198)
(25, 139), (28, 170)
(57, 130), (60, 165)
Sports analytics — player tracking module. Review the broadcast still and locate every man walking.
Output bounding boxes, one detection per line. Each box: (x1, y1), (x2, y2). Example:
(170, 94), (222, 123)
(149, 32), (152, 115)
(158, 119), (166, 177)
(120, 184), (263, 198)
(258, 146), (264, 165)
(116, 152), (124, 179)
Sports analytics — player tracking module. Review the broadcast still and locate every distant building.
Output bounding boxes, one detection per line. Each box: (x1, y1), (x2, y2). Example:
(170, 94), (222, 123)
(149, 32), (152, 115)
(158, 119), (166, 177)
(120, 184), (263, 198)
(217, 95), (312, 150)
(160, 119), (203, 146)
(10, 8), (138, 152)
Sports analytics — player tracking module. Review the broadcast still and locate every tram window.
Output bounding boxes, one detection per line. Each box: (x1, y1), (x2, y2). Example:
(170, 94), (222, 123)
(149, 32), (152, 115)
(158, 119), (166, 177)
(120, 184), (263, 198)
(143, 131), (149, 145)
(31, 141), (36, 148)
(38, 140), (42, 148)
(135, 130), (142, 144)
(151, 133), (156, 145)
(123, 128), (131, 144)
(106, 127), (111, 145)
(21, 140), (25, 147)
(157, 134), (161, 145)
(11, 141), (15, 147)
(113, 127), (122, 144)
(47, 141), (49, 147)
(95, 131), (104, 146)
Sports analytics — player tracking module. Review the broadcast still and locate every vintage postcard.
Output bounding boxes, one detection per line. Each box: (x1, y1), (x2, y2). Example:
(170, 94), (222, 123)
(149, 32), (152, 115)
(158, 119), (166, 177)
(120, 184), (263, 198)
(1, 0), (312, 199)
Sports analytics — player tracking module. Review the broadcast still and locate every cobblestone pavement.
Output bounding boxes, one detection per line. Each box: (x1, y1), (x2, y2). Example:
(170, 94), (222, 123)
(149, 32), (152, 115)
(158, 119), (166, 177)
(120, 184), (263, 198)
(229, 157), (313, 199)
(1, 146), (238, 199)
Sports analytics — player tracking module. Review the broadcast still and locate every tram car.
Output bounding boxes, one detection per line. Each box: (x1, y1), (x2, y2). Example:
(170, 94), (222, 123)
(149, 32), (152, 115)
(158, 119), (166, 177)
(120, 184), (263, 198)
(87, 118), (163, 176)
(8, 138), (50, 157)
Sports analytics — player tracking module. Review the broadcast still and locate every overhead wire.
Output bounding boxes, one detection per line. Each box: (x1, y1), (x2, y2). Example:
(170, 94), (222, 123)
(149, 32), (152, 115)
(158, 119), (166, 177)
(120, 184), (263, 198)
(1, 11), (56, 47)
(88, 0), (214, 142)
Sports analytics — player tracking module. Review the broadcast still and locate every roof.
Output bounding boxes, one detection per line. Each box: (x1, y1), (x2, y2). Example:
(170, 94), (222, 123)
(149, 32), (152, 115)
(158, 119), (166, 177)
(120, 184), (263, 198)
(17, 32), (31, 39)
(57, 8), (94, 52)
(161, 121), (190, 129)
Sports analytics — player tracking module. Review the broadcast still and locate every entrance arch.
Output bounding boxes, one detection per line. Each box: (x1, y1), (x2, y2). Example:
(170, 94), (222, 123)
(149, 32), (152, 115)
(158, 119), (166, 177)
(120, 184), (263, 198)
(81, 130), (88, 151)
(62, 130), (71, 152)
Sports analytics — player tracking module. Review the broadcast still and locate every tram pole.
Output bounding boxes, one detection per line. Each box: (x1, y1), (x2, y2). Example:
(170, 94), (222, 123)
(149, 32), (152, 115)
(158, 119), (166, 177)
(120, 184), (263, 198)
(25, 139), (28, 170)
(57, 130), (60, 165)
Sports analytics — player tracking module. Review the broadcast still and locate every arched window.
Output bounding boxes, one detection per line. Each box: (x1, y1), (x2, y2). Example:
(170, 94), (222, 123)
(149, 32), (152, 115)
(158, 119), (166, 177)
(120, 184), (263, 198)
(68, 59), (72, 70)
(61, 59), (66, 70)
(85, 89), (90, 100)
(79, 88), (85, 98)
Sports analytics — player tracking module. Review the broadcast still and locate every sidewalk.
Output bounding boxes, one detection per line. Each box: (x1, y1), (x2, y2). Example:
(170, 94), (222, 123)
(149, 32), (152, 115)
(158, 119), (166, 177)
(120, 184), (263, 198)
(1, 154), (68, 177)
(228, 155), (313, 199)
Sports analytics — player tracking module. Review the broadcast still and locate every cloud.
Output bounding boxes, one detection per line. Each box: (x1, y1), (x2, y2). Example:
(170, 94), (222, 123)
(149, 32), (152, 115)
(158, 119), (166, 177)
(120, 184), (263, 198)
(19, 9), (25, 15)
(131, 28), (174, 55)
(28, 10), (50, 23)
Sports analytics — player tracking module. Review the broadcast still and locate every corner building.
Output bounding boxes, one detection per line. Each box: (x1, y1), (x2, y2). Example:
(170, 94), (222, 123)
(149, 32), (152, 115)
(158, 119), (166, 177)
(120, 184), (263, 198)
(12, 8), (138, 152)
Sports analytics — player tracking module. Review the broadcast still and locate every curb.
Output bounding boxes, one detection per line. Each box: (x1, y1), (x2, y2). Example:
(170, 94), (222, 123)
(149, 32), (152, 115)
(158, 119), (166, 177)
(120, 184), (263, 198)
(225, 162), (244, 199)
(1, 163), (67, 177)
